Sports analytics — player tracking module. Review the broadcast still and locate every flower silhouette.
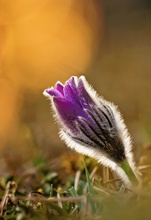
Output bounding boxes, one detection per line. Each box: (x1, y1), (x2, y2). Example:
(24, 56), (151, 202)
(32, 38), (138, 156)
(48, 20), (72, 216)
(43, 76), (140, 188)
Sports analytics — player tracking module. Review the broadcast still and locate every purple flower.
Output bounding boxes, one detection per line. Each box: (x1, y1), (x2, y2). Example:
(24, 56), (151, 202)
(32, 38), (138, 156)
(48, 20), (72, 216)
(43, 76), (140, 187)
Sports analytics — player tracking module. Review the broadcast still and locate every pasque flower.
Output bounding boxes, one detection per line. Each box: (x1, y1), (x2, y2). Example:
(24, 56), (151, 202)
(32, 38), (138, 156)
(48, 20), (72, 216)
(43, 76), (140, 188)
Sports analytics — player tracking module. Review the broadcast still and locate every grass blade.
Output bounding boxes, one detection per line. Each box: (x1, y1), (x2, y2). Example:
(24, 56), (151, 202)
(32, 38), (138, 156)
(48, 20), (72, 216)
(69, 186), (82, 210)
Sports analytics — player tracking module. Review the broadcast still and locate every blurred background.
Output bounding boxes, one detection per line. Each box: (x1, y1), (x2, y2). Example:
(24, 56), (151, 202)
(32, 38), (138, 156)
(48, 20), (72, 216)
(0, 0), (151, 168)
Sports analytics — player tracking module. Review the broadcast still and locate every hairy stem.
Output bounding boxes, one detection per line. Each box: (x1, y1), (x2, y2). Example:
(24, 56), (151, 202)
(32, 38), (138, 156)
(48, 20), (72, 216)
(119, 160), (139, 186)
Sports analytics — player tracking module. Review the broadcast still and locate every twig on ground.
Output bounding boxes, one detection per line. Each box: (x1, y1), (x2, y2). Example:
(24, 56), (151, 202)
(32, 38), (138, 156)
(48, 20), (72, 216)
(102, 167), (110, 184)
(138, 165), (151, 171)
(90, 166), (98, 179)
(74, 170), (81, 191)
(0, 181), (12, 216)
(104, 178), (121, 185)
(57, 192), (63, 208)
(11, 195), (85, 204)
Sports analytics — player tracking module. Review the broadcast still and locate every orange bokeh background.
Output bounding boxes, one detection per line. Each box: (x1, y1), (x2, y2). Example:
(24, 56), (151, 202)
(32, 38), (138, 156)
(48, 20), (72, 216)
(1, 0), (151, 165)
(0, 0), (102, 153)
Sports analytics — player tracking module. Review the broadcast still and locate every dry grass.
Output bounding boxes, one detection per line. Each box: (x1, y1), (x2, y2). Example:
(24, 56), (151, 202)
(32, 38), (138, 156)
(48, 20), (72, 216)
(0, 152), (151, 220)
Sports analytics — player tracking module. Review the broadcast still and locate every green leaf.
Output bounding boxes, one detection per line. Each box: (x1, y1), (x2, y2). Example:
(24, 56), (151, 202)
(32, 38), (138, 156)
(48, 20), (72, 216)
(83, 160), (94, 195)
(69, 186), (82, 210)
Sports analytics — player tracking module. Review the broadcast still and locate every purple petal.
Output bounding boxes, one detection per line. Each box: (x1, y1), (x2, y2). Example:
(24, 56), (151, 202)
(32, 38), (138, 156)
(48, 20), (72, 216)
(53, 96), (87, 125)
(68, 77), (78, 95)
(63, 82), (82, 109)
(53, 97), (75, 130)
(46, 88), (63, 98)
(55, 82), (64, 95)
(77, 78), (94, 109)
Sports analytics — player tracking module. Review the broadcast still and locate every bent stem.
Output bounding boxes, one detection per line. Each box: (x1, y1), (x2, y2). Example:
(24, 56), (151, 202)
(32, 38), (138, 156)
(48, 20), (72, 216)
(119, 160), (139, 187)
